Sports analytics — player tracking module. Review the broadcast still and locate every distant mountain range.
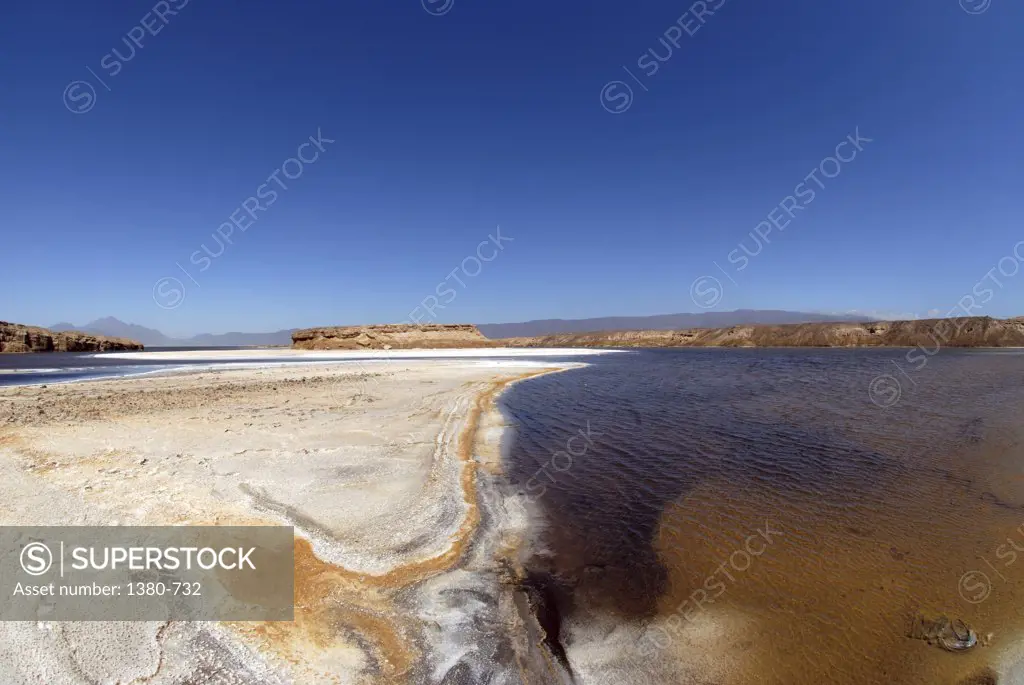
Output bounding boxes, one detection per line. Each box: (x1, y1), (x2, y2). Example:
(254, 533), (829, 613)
(49, 318), (296, 348)
(48, 311), (872, 347)
(475, 310), (873, 338)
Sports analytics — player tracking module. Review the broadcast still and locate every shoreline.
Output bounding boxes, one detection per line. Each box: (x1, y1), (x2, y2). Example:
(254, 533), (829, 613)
(91, 347), (621, 361)
(485, 350), (1024, 685)
(500, 316), (1024, 350)
(0, 357), (583, 683)
(0, 348), (619, 390)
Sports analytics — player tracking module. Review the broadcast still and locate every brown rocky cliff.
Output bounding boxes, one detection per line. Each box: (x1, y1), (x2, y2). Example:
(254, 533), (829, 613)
(498, 317), (1024, 348)
(292, 324), (496, 350)
(0, 321), (144, 353)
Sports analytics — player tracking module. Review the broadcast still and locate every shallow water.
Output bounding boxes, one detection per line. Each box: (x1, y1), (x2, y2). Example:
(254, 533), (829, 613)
(9, 346), (1024, 681)
(501, 348), (1024, 684)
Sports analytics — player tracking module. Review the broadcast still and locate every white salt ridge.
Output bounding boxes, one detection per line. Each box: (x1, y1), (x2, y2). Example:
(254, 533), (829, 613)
(95, 347), (622, 361)
(0, 359), (575, 683)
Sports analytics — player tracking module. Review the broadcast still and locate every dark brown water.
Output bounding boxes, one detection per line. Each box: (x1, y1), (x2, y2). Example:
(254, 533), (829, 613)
(501, 348), (1024, 684)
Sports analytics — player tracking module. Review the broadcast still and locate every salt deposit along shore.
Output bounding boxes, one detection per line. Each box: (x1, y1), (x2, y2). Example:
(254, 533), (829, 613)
(0, 351), (612, 684)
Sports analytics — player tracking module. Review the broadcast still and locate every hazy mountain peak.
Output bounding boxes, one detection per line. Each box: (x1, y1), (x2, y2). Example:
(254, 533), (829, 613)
(50, 318), (295, 347)
(476, 310), (872, 338)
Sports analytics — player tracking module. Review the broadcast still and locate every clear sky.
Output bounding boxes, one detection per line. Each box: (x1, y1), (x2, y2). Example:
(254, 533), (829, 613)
(1, 0), (1021, 336)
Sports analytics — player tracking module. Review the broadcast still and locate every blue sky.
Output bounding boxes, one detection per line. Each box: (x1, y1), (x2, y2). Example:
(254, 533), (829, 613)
(1, 0), (1021, 335)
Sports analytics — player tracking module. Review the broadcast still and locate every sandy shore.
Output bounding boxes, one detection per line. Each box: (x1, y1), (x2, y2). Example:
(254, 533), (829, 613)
(0, 356), (581, 684)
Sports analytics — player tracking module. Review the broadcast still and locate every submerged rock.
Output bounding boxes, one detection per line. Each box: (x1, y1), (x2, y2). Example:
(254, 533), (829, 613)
(908, 614), (978, 652)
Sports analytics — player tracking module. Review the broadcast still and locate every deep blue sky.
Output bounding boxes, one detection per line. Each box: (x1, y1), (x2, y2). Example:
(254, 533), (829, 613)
(1, 0), (1021, 335)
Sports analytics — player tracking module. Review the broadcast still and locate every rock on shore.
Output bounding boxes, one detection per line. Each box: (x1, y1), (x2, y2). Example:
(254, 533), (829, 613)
(498, 316), (1024, 348)
(292, 323), (496, 350)
(0, 321), (144, 353)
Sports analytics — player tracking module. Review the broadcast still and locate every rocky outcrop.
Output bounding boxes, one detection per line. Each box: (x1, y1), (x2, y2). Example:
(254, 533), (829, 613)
(0, 321), (144, 353)
(291, 324), (496, 350)
(499, 317), (1024, 349)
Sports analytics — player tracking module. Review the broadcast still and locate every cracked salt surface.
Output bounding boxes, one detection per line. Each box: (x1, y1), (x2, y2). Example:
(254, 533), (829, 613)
(0, 357), (580, 683)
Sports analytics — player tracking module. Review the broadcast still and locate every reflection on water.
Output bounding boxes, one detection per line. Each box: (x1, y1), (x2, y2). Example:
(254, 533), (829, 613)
(502, 348), (1024, 684)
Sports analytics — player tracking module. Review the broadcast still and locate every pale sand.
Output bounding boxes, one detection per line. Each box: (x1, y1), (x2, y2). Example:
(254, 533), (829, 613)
(0, 356), (578, 684)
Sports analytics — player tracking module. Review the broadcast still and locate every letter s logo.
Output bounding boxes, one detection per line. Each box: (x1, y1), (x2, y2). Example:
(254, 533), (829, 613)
(21, 542), (53, 576)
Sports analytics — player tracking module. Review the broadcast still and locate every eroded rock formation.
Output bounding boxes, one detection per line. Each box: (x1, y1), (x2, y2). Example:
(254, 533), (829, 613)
(292, 323), (496, 350)
(0, 321), (144, 353)
(499, 316), (1024, 348)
